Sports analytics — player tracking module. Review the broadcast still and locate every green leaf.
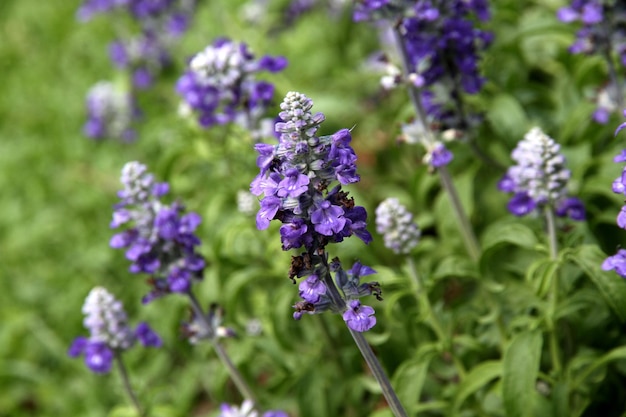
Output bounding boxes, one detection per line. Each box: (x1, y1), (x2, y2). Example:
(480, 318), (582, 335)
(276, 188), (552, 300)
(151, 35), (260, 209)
(452, 360), (502, 415)
(481, 221), (538, 252)
(573, 346), (626, 388)
(392, 351), (436, 412)
(503, 329), (543, 417)
(486, 93), (529, 141)
(568, 245), (626, 322)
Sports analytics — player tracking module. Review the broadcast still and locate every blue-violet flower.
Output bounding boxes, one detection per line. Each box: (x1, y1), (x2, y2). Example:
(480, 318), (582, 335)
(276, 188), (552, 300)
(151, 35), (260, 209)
(110, 161), (205, 302)
(176, 38), (287, 137)
(498, 127), (585, 221)
(68, 287), (161, 373)
(251, 91), (380, 331)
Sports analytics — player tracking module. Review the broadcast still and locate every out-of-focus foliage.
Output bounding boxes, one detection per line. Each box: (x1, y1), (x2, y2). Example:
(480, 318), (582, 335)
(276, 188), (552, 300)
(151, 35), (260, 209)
(3, 0), (626, 417)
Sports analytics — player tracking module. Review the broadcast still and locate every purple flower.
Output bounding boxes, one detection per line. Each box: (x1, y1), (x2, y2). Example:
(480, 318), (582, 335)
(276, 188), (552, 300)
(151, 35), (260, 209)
(136, 322), (162, 347)
(84, 341), (114, 374)
(69, 287), (160, 374)
(555, 197), (586, 221)
(602, 249), (626, 278)
(110, 162), (205, 300)
(311, 200), (346, 236)
(83, 81), (138, 141)
(176, 38), (287, 138)
(343, 300), (376, 332)
(499, 127), (583, 219)
(252, 92), (380, 330)
(298, 275), (327, 303)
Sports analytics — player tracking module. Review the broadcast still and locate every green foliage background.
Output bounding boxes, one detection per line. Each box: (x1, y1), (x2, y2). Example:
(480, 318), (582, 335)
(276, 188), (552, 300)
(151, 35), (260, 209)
(3, 0), (626, 416)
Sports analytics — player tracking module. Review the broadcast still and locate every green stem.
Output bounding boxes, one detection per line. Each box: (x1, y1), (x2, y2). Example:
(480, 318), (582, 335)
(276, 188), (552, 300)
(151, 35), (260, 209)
(320, 267), (408, 417)
(544, 206), (562, 375)
(187, 291), (259, 407)
(114, 351), (146, 417)
(391, 24), (480, 261)
(407, 258), (466, 379)
(437, 165), (481, 261)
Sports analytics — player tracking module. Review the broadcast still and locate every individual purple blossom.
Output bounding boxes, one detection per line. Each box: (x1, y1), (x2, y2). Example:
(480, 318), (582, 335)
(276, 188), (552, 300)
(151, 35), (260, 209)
(83, 81), (139, 141)
(68, 287), (161, 373)
(343, 299), (377, 332)
(603, 249), (626, 278)
(110, 161), (205, 302)
(176, 38), (287, 138)
(375, 197), (421, 254)
(498, 127), (585, 221)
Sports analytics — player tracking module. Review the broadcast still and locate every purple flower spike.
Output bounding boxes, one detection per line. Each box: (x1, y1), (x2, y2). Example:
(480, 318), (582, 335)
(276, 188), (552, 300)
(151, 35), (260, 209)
(110, 162), (206, 300)
(343, 300), (376, 332)
(252, 92), (379, 330)
(69, 287), (160, 374)
(499, 127), (582, 218)
(177, 38), (287, 139)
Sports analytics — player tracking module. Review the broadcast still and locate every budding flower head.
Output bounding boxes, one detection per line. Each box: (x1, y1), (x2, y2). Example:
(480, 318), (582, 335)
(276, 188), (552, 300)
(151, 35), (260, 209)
(110, 161), (206, 302)
(498, 127), (585, 220)
(68, 287), (161, 373)
(83, 81), (138, 141)
(375, 198), (420, 254)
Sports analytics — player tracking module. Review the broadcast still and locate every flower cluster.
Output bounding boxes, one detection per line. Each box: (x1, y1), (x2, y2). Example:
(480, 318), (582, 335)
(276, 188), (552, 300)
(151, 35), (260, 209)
(78, 0), (198, 89)
(251, 91), (380, 331)
(218, 400), (288, 417)
(356, 1), (492, 170)
(68, 287), (161, 373)
(557, 0), (626, 123)
(375, 197), (421, 254)
(176, 38), (287, 136)
(602, 112), (626, 277)
(497, 127), (585, 220)
(83, 81), (139, 141)
(110, 161), (206, 302)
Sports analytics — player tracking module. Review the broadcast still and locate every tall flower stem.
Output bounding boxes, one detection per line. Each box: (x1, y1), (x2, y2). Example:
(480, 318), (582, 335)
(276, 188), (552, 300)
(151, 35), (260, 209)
(187, 291), (259, 406)
(544, 206), (562, 375)
(114, 352), (145, 417)
(391, 23), (480, 261)
(407, 257), (466, 379)
(320, 262), (409, 417)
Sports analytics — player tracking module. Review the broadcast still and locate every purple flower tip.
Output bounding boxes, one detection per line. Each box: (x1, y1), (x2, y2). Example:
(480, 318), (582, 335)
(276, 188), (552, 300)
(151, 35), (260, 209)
(343, 300), (376, 332)
(136, 322), (162, 347)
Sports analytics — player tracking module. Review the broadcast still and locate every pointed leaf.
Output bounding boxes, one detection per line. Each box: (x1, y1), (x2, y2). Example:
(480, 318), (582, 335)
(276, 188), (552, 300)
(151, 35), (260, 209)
(569, 245), (626, 321)
(503, 329), (543, 417)
(452, 360), (502, 415)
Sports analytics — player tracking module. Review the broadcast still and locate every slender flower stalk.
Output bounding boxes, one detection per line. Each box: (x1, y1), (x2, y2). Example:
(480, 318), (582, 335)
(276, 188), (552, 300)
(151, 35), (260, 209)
(109, 161), (259, 405)
(251, 91), (408, 416)
(391, 24), (481, 260)
(115, 351), (145, 417)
